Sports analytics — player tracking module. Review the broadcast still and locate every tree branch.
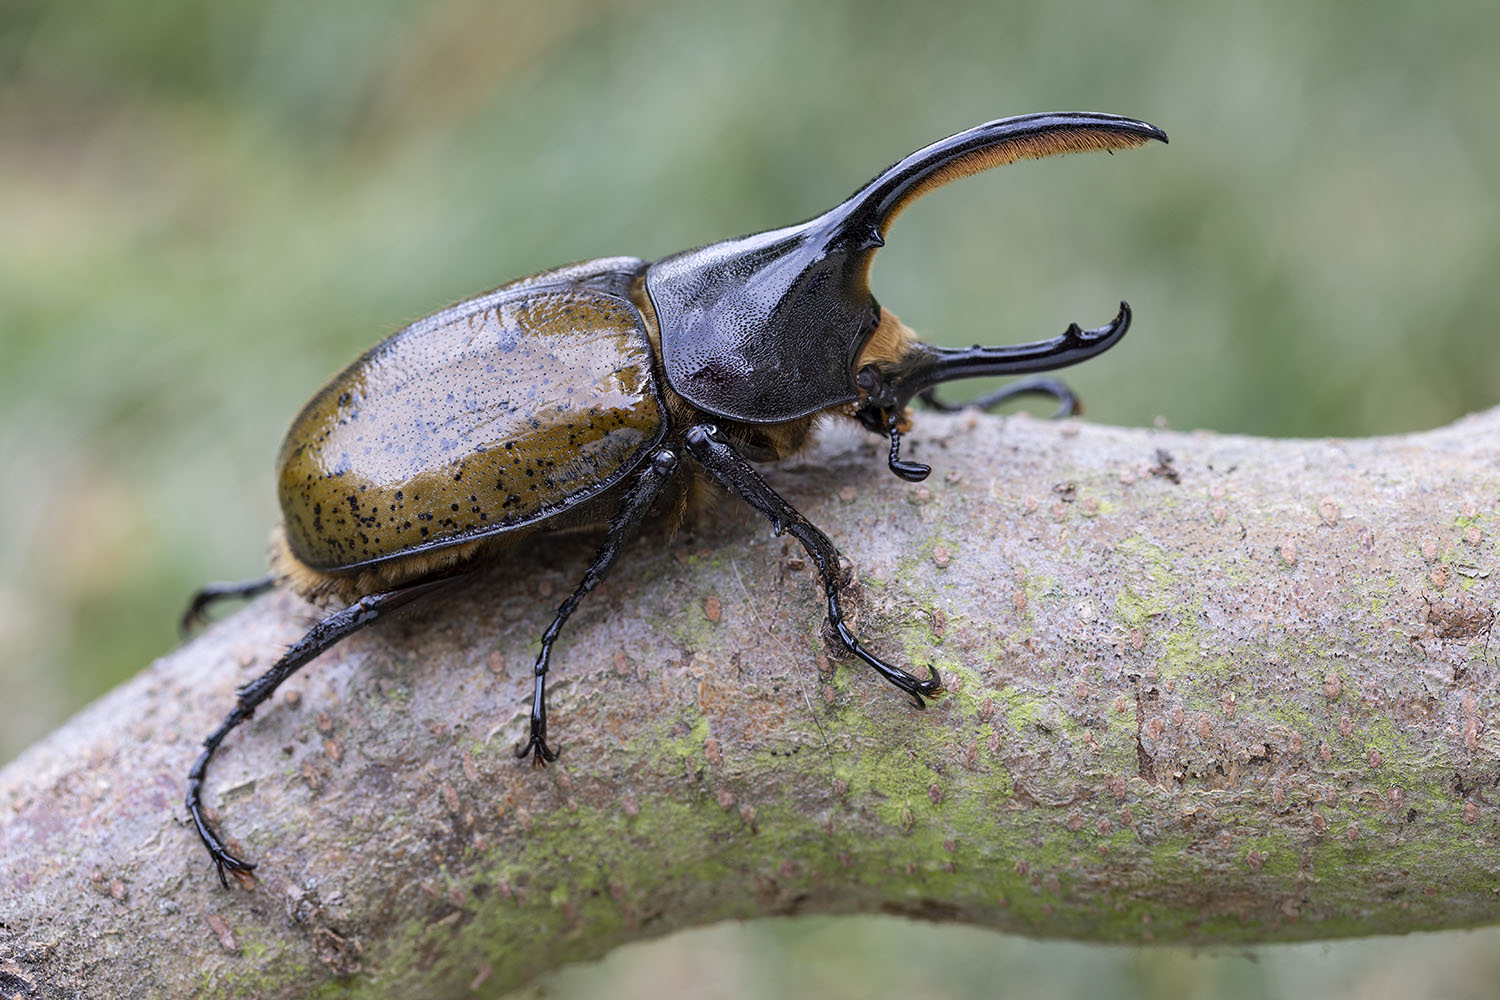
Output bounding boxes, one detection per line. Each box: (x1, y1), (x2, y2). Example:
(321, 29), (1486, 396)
(4, 410), (1499, 998)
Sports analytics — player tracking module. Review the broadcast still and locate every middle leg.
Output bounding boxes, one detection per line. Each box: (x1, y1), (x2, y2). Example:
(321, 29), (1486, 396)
(515, 447), (681, 764)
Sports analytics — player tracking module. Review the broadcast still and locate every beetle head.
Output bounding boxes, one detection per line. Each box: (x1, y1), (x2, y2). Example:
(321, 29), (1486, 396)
(645, 112), (1166, 426)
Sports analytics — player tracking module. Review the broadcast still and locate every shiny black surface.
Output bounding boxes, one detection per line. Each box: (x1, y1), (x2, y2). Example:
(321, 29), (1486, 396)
(853, 303), (1133, 432)
(645, 220), (880, 424)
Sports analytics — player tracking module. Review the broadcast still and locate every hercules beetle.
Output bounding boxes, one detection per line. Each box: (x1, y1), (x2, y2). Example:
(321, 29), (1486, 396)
(183, 111), (1166, 885)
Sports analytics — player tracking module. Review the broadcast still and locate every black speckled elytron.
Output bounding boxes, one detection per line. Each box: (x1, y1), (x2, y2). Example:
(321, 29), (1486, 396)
(184, 111), (1167, 886)
(277, 266), (666, 569)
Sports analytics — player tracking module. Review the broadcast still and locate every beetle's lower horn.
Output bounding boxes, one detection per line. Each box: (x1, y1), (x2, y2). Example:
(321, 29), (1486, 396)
(877, 301), (1132, 412)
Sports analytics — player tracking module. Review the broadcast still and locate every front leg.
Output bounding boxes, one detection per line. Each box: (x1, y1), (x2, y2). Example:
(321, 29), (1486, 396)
(682, 424), (940, 704)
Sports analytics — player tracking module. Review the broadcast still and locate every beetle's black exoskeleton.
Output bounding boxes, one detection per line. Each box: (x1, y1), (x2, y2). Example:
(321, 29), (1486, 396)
(184, 112), (1166, 885)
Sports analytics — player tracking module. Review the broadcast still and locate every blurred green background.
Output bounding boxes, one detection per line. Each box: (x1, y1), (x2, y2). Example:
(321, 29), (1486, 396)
(3, 0), (1498, 996)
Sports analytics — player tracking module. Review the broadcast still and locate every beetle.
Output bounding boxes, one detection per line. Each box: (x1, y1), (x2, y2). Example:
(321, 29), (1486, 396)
(183, 111), (1166, 885)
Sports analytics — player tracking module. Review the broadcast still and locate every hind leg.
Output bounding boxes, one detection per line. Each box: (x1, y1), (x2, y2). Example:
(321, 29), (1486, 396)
(180, 575), (276, 634)
(186, 574), (462, 886)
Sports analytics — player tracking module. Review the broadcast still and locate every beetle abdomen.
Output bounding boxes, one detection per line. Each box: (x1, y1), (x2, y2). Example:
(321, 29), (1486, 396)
(277, 264), (666, 572)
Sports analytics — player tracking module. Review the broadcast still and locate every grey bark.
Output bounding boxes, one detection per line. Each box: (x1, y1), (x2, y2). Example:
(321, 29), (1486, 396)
(3, 409), (1499, 999)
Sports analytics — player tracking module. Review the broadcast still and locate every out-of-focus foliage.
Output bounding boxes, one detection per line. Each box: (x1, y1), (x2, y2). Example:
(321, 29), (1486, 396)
(3, 1), (1497, 996)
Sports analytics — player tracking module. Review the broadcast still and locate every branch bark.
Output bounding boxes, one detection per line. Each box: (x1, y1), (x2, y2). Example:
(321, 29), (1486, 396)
(4, 409), (1500, 998)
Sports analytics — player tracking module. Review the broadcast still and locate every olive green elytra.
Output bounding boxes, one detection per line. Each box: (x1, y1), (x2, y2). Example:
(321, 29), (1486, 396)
(183, 112), (1166, 888)
(277, 260), (664, 571)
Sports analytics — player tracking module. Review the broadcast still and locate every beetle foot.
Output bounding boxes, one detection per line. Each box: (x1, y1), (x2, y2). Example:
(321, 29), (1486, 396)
(831, 612), (944, 709)
(189, 788), (258, 889)
(208, 848), (257, 889)
(179, 576), (276, 636)
(903, 665), (943, 708)
(515, 733), (558, 766)
(180, 596), (213, 635)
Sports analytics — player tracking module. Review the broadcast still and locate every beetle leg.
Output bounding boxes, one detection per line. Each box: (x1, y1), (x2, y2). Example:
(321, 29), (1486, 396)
(682, 424), (940, 706)
(516, 447), (681, 766)
(180, 575), (276, 635)
(187, 574), (463, 887)
(919, 375), (1080, 420)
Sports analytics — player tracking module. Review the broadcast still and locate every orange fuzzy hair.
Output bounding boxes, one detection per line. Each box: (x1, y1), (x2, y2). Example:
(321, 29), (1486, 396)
(879, 126), (1160, 234)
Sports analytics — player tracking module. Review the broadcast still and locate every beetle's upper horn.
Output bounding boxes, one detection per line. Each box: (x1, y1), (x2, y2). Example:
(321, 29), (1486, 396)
(643, 113), (1165, 426)
(820, 112), (1168, 251)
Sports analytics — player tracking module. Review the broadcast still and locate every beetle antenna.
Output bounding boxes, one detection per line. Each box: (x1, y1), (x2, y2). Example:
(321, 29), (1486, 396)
(885, 417), (931, 482)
